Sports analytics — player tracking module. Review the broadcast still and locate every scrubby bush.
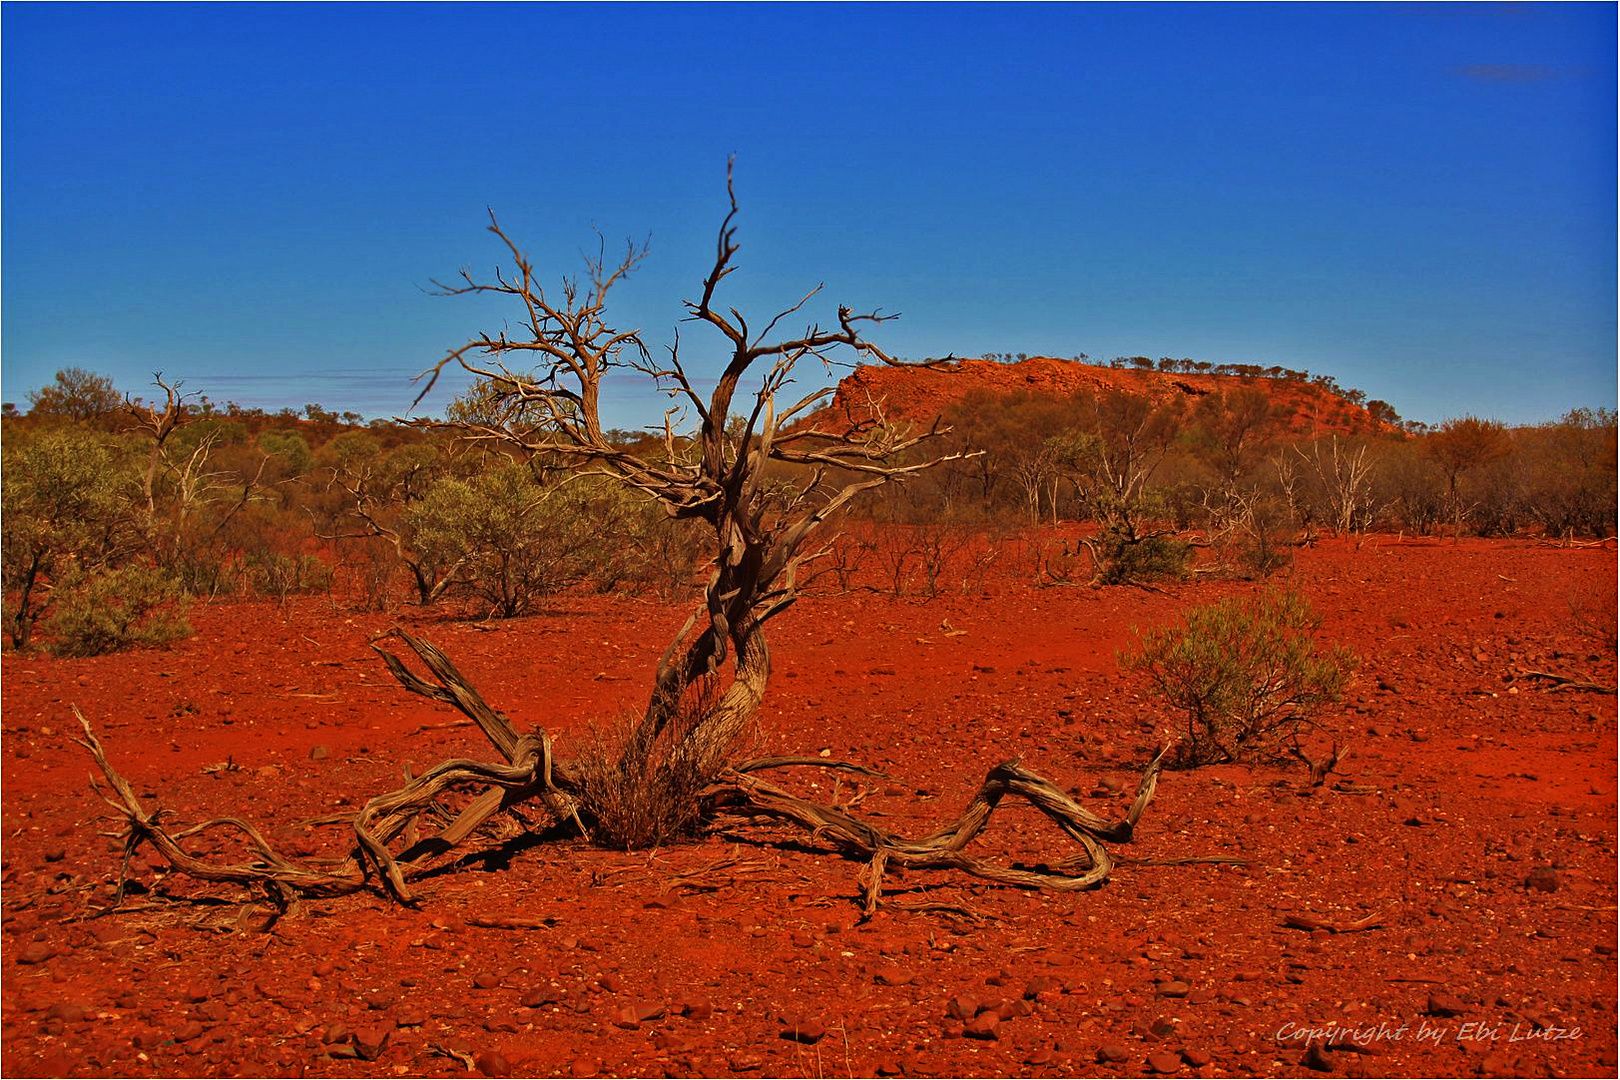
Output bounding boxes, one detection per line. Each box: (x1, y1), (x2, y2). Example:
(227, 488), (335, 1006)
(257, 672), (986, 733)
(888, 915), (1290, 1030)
(46, 564), (191, 657)
(2, 428), (143, 648)
(1122, 588), (1357, 767)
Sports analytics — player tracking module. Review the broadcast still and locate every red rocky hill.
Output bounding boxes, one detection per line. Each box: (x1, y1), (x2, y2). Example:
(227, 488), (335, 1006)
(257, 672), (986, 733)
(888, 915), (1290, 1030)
(822, 356), (1393, 438)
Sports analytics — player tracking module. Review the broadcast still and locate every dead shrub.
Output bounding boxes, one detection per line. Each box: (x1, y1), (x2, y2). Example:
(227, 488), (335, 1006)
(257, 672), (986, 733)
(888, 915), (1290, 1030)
(574, 673), (733, 850)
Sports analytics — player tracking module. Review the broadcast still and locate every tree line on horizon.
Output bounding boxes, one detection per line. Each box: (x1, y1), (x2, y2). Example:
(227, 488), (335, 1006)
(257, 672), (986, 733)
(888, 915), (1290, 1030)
(2, 365), (1614, 656)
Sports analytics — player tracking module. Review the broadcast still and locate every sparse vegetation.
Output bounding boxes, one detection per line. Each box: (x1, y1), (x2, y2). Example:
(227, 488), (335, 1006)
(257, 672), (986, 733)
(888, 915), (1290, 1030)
(1122, 588), (1358, 768)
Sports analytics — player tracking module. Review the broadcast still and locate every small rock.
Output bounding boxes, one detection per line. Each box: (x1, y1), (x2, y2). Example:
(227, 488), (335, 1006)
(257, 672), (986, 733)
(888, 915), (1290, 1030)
(945, 995), (978, 1021)
(728, 1054), (763, 1072)
(963, 1012), (1000, 1040)
(875, 966), (913, 986)
(1023, 976), (1060, 999)
(1426, 992), (1466, 1017)
(353, 1024), (392, 1061)
(781, 1018), (826, 1044)
(475, 1051), (511, 1077)
(15, 943), (53, 965)
(1182, 1047), (1213, 1067)
(568, 1058), (597, 1078)
(680, 999), (714, 1021)
(473, 972), (503, 990)
(612, 1005), (641, 1029)
(1149, 1017), (1178, 1038)
(310, 745), (330, 760)
(1302, 1041), (1336, 1072)
(597, 973), (622, 993)
(1146, 1050), (1183, 1073)
(519, 987), (560, 1009)
(43, 848), (66, 864)
(1158, 980), (1191, 998)
(46, 1004), (86, 1023)
(874, 1058), (903, 1076)
(1096, 1043), (1131, 1064)
(1524, 867), (1559, 893)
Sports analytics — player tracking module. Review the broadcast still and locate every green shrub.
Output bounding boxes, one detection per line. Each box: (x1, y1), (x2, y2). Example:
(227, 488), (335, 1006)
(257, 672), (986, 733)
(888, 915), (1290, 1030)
(47, 565), (191, 657)
(1122, 588), (1356, 767)
(1091, 527), (1191, 586)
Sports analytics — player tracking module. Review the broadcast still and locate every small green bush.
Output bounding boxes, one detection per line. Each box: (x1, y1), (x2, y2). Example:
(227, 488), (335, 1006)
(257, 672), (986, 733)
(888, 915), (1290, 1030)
(1122, 588), (1356, 767)
(47, 565), (191, 658)
(1092, 528), (1191, 586)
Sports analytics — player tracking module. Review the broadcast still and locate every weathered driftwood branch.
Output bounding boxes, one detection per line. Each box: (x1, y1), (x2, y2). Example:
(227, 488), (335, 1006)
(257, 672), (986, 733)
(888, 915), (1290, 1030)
(707, 746), (1167, 915)
(78, 631), (1170, 915)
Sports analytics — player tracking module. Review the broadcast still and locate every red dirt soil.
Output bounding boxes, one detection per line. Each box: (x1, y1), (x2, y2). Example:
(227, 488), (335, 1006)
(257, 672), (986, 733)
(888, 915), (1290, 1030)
(3, 536), (1615, 1078)
(824, 356), (1390, 437)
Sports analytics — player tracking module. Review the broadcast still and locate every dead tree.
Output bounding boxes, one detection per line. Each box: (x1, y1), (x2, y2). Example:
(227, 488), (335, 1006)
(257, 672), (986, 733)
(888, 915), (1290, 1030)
(80, 166), (1170, 916)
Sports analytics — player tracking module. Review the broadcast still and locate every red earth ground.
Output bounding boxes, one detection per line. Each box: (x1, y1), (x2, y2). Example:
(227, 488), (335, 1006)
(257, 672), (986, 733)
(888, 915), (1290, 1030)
(2, 535), (1615, 1079)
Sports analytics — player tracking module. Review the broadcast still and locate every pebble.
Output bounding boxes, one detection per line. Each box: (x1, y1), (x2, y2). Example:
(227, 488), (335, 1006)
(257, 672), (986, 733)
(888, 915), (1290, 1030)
(1158, 980), (1191, 998)
(945, 995), (978, 1020)
(875, 965), (913, 986)
(472, 972), (503, 990)
(15, 943), (54, 965)
(963, 1012), (1000, 1040)
(352, 1024), (391, 1061)
(475, 1050), (511, 1076)
(519, 987), (560, 1009)
(309, 745), (329, 760)
(1146, 1050), (1183, 1073)
(680, 999), (714, 1020)
(1524, 867), (1559, 893)
(781, 1017), (826, 1043)
(1426, 992), (1466, 1017)
(1096, 1043), (1131, 1064)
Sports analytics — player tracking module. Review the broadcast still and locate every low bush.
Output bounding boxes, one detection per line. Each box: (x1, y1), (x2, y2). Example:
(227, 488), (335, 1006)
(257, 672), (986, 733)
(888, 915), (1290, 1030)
(47, 565), (192, 658)
(1122, 588), (1356, 767)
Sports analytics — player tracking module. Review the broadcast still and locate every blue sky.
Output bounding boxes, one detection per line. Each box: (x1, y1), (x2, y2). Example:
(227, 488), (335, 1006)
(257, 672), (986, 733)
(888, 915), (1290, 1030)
(3, 2), (1614, 428)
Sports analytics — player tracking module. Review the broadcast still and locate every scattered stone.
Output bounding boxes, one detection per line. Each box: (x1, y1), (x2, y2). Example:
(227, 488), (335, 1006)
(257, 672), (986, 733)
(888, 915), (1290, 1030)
(1182, 1047), (1213, 1067)
(1025, 1048), (1054, 1065)
(1524, 867), (1560, 893)
(1146, 1050), (1183, 1073)
(634, 1003), (666, 1022)
(46, 1004), (85, 1024)
(875, 1058), (903, 1076)
(1426, 992), (1466, 1017)
(1149, 1017), (1178, 1038)
(1023, 976), (1061, 999)
(963, 1012), (1000, 1040)
(728, 1053), (763, 1072)
(519, 987), (560, 1009)
(597, 974), (622, 993)
(15, 943), (53, 965)
(352, 1024), (391, 1061)
(475, 1050), (510, 1076)
(1302, 1041), (1335, 1072)
(173, 1020), (207, 1043)
(875, 966), (913, 986)
(679, 999), (714, 1021)
(945, 995), (978, 1021)
(473, 972), (503, 990)
(781, 1018), (826, 1044)
(309, 745), (329, 760)
(1096, 1043), (1131, 1064)
(1158, 980), (1191, 998)
(568, 1058), (597, 1077)
(612, 1006), (641, 1029)
(43, 848), (66, 864)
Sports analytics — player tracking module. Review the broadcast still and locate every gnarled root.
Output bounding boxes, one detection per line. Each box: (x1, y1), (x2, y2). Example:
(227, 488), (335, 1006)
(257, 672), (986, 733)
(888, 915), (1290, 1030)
(707, 745), (1170, 915)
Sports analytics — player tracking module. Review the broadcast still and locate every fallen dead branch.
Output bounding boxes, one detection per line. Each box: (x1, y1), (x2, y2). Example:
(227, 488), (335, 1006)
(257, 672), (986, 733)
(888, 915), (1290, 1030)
(1283, 911), (1385, 934)
(1515, 669), (1612, 694)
